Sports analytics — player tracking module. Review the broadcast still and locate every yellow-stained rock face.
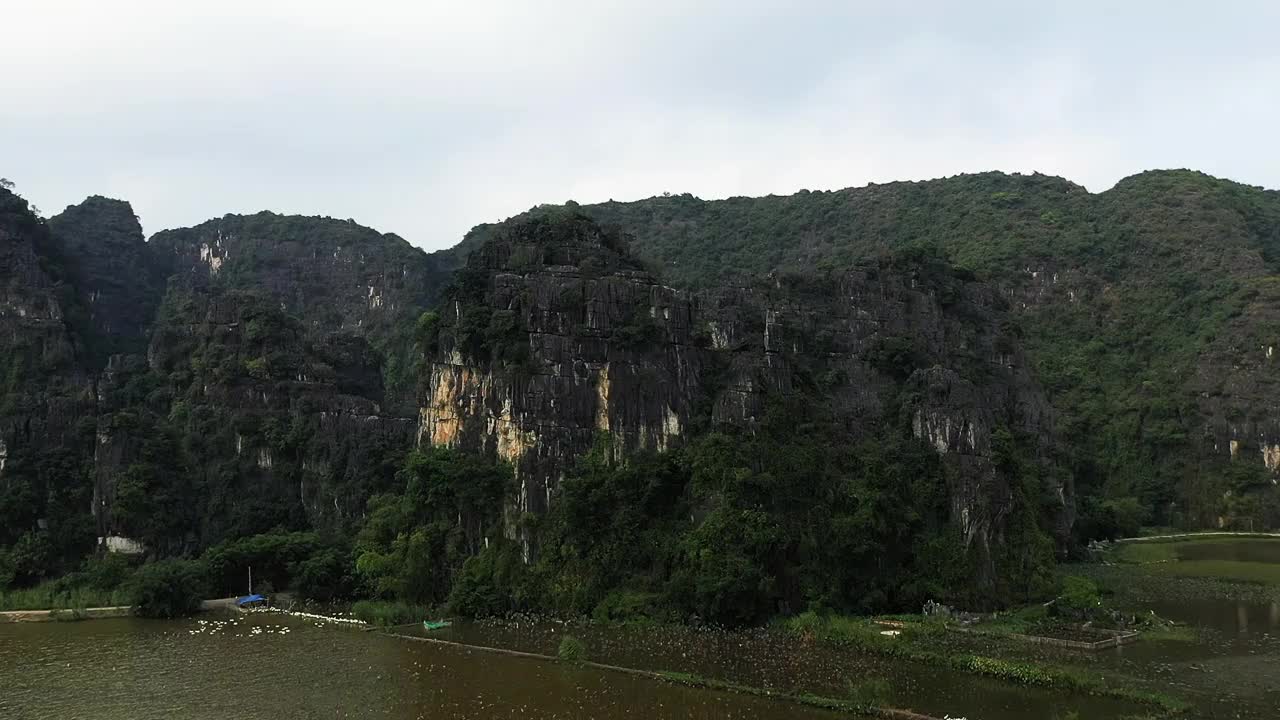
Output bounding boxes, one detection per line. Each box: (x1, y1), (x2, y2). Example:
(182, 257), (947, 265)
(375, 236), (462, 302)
(1263, 444), (1280, 475)
(421, 365), (540, 467)
(420, 367), (467, 448)
(490, 396), (536, 464)
(662, 406), (682, 448)
(595, 364), (612, 432)
(912, 407), (983, 456)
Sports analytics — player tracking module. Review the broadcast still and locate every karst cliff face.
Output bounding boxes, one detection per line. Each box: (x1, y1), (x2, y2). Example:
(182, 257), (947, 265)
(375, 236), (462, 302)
(1, 195), (446, 562)
(149, 211), (461, 410)
(463, 171), (1280, 528)
(0, 189), (97, 560)
(19, 169), (1278, 585)
(47, 196), (164, 364)
(419, 215), (1070, 575)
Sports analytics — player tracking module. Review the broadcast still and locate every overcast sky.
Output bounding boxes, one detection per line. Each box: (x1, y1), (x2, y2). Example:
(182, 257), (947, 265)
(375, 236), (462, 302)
(3, 1), (1278, 250)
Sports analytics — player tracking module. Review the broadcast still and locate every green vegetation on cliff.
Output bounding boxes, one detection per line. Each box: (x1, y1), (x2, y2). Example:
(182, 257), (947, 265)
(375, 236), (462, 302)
(5, 169), (1280, 630)
(469, 171), (1280, 535)
(353, 409), (1053, 625)
(0, 187), (98, 583)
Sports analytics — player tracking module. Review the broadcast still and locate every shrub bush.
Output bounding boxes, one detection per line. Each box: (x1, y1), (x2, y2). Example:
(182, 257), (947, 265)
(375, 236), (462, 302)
(1056, 576), (1101, 620)
(127, 559), (207, 618)
(351, 600), (430, 627)
(557, 634), (586, 665)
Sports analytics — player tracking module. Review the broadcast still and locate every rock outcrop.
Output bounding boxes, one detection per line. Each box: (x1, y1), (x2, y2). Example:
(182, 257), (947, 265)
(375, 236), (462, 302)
(419, 214), (1070, 575)
(0, 188), (96, 557)
(465, 171), (1280, 529)
(4, 196), (449, 564)
(37, 170), (1280, 584)
(47, 196), (163, 364)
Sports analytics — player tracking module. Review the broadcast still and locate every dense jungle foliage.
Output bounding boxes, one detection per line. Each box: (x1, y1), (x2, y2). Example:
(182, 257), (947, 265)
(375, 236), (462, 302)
(356, 423), (1004, 625)
(6, 420), (1050, 625)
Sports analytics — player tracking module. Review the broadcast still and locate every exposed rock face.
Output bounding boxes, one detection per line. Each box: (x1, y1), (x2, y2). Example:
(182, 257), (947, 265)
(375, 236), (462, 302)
(0, 189), (96, 556)
(3, 197), (449, 561)
(463, 171), (1280, 528)
(420, 215), (1069, 571)
(149, 212), (465, 414)
(81, 209), (452, 547)
(0, 190), (94, 447)
(150, 213), (447, 337)
(45, 197), (169, 546)
(117, 211), (460, 544)
(0, 192), (93, 443)
(1194, 276), (1280, 481)
(47, 196), (163, 363)
(1, 187), (1074, 591)
(138, 289), (418, 541)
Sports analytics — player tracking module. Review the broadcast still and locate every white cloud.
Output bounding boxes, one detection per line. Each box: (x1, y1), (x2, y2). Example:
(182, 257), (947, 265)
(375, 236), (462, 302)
(2, 1), (1277, 249)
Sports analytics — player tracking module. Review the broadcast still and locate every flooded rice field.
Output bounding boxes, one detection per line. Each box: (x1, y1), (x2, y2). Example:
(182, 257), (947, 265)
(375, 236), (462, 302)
(1095, 538), (1280, 718)
(1043, 536), (1280, 718)
(1173, 537), (1280, 564)
(417, 618), (1144, 720)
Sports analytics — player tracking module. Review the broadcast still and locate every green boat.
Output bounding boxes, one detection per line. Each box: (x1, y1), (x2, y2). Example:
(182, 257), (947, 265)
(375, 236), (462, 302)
(423, 620), (451, 631)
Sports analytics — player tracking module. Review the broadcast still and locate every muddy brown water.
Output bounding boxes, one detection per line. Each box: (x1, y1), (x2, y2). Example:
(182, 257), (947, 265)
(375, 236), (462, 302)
(1, 612), (1143, 720)
(423, 619), (1145, 720)
(1106, 539), (1280, 719)
(1173, 538), (1280, 565)
(0, 615), (842, 720)
(997, 537), (1280, 719)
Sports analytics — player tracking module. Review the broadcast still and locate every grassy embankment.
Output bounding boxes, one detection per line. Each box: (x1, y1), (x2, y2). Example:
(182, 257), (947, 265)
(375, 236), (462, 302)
(0, 583), (130, 612)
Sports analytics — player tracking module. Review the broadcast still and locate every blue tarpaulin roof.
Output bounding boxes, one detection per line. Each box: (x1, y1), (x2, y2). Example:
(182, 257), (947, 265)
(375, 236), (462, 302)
(236, 594), (266, 606)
